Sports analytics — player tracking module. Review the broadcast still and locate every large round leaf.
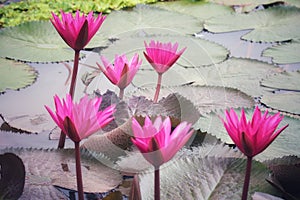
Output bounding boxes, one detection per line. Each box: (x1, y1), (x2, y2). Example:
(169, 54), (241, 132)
(90, 4), (201, 43)
(153, 1), (233, 20)
(129, 85), (254, 115)
(193, 108), (300, 161)
(262, 40), (300, 64)
(0, 21), (83, 63)
(99, 35), (229, 68)
(139, 147), (278, 199)
(204, 6), (300, 42)
(260, 71), (300, 91)
(0, 58), (37, 93)
(261, 92), (300, 115)
(195, 58), (281, 97)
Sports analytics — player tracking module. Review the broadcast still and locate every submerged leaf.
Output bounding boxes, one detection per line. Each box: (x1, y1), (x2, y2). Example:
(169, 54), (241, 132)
(0, 21), (84, 62)
(0, 58), (37, 93)
(204, 5), (300, 42)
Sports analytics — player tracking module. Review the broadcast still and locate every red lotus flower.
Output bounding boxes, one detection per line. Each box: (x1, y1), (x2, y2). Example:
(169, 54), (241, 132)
(131, 116), (194, 168)
(45, 94), (115, 143)
(97, 54), (142, 90)
(143, 40), (186, 74)
(51, 10), (106, 51)
(222, 107), (288, 157)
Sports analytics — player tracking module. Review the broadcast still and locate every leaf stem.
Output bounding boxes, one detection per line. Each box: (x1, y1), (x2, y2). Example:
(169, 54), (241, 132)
(58, 50), (80, 149)
(75, 141), (84, 200)
(153, 73), (162, 103)
(155, 167), (160, 200)
(242, 156), (252, 200)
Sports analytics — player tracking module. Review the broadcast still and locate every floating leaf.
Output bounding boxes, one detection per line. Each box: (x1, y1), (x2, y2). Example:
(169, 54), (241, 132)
(153, 1), (233, 20)
(195, 58), (281, 97)
(99, 35), (229, 68)
(261, 92), (300, 115)
(204, 6), (300, 42)
(91, 4), (201, 41)
(0, 21), (84, 62)
(129, 85), (254, 115)
(262, 40), (300, 64)
(261, 71), (300, 91)
(194, 108), (300, 161)
(139, 146), (278, 200)
(0, 148), (122, 199)
(0, 58), (37, 93)
(0, 153), (25, 200)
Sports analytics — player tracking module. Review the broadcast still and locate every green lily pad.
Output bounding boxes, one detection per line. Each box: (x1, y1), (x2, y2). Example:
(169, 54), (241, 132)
(139, 147), (278, 199)
(99, 35), (229, 68)
(129, 85), (254, 115)
(0, 21), (84, 63)
(204, 6), (300, 42)
(261, 92), (300, 115)
(0, 58), (37, 93)
(90, 4), (201, 43)
(153, 1), (233, 20)
(193, 108), (300, 161)
(261, 71), (300, 91)
(262, 41), (300, 64)
(195, 58), (281, 97)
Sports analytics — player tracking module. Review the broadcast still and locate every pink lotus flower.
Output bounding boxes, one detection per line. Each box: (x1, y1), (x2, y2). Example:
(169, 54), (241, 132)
(222, 107), (289, 157)
(143, 40), (186, 74)
(51, 10), (106, 51)
(131, 116), (194, 168)
(97, 54), (142, 90)
(45, 94), (115, 143)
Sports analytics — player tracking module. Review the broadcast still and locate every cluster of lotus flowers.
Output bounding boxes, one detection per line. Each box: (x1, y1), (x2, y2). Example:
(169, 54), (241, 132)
(46, 10), (289, 200)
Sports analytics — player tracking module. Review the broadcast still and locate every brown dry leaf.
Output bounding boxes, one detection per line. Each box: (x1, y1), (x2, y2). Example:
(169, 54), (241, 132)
(0, 148), (122, 199)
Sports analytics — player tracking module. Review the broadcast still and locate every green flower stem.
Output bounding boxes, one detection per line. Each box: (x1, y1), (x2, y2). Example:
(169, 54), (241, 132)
(155, 167), (160, 200)
(242, 156), (252, 200)
(75, 141), (84, 200)
(119, 88), (125, 100)
(153, 73), (162, 103)
(58, 50), (80, 149)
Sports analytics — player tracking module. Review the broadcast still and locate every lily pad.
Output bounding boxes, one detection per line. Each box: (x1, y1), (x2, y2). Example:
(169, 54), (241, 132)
(99, 35), (229, 68)
(0, 148), (122, 199)
(204, 5), (300, 42)
(193, 108), (300, 161)
(260, 71), (300, 91)
(0, 21), (84, 63)
(153, 1), (233, 20)
(91, 4), (201, 41)
(0, 58), (37, 93)
(261, 92), (300, 115)
(139, 147), (278, 199)
(262, 40), (300, 64)
(129, 85), (254, 115)
(195, 58), (281, 97)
